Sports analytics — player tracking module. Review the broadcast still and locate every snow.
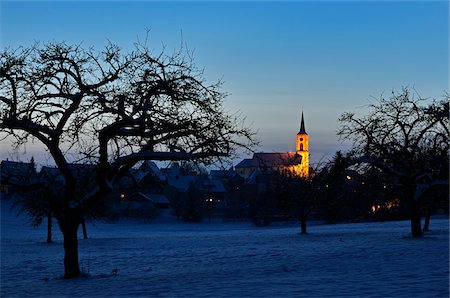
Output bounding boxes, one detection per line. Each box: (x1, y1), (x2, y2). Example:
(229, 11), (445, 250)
(1, 197), (449, 297)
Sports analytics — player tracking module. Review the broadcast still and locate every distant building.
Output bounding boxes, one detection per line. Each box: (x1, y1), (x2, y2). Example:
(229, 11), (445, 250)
(0, 160), (36, 194)
(235, 112), (309, 178)
(209, 169), (238, 180)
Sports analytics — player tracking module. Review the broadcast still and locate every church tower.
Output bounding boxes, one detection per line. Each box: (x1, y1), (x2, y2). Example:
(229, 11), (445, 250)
(296, 111), (309, 177)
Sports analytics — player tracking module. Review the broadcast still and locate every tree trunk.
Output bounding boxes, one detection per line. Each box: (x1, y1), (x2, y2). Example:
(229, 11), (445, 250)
(403, 182), (423, 238)
(300, 215), (307, 234)
(423, 211), (431, 232)
(299, 205), (307, 234)
(46, 214), (52, 243)
(61, 209), (81, 278)
(81, 217), (88, 239)
(409, 201), (423, 238)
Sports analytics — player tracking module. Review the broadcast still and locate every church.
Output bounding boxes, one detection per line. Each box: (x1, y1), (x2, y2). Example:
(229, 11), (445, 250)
(235, 112), (309, 178)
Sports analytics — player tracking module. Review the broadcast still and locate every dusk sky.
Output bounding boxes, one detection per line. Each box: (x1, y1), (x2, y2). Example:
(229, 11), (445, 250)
(1, 1), (448, 166)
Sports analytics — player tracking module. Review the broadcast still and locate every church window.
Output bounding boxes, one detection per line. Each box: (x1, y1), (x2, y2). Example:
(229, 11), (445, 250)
(300, 144), (304, 151)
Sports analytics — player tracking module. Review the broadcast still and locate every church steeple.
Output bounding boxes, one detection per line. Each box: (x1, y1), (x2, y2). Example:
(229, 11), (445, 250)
(299, 111), (306, 134)
(296, 110), (309, 177)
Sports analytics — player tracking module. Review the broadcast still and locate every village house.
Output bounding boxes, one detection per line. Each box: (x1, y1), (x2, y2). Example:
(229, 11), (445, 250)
(0, 159), (37, 194)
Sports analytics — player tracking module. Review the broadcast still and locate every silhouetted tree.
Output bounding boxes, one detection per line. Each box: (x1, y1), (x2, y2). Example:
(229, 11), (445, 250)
(359, 165), (404, 221)
(0, 38), (256, 278)
(12, 164), (110, 243)
(247, 171), (280, 227)
(12, 184), (57, 243)
(273, 159), (322, 234)
(182, 181), (203, 222)
(223, 174), (248, 221)
(5, 158), (55, 243)
(421, 185), (448, 232)
(275, 173), (312, 233)
(338, 88), (449, 237)
(315, 151), (359, 223)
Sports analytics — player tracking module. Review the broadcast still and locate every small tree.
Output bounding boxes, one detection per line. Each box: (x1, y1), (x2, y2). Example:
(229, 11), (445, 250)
(272, 154), (321, 234)
(12, 183), (57, 243)
(182, 181), (203, 222)
(316, 151), (355, 223)
(338, 88), (449, 237)
(274, 172), (315, 234)
(3, 158), (55, 243)
(0, 38), (256, 277)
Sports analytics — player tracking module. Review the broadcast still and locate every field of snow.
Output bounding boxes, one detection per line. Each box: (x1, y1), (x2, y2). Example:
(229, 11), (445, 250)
(1, 197), (449, 298)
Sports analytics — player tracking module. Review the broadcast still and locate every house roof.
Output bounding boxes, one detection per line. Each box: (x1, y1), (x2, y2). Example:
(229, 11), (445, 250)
(1, 160), (34, 177)
(39, 164), (96, 184)
(246, 169), (278, 184)
(161, 163), (182, 177)
(166, 175), (197, 192)
(209, 169), (237, 179)
(40, 166), (65, 183)
(235, 158), (253, 168)
(200, 178), (226, 193)
(139, 161), (166, 182)
(136, 192), (170, 205)
(1, 160), (36, 185)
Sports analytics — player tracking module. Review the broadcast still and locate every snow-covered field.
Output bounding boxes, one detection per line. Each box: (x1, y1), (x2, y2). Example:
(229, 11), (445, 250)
(1, 198), (449, 298)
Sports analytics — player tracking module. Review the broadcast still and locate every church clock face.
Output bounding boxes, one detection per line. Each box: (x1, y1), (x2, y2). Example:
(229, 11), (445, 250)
(300, 138), (303, 141)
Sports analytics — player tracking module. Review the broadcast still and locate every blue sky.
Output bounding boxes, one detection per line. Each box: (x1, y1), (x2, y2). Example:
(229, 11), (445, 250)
(1, 1), (448, 165)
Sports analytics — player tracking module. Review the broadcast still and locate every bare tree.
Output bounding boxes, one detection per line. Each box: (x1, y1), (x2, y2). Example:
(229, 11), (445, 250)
(12, 181), (58, 243)
(273, 155), (321, 234)
(274, 172), (313, 234)
(0, 39), (256, 278)
(316, 151), (359, 223)
(338, 88), (449, 237)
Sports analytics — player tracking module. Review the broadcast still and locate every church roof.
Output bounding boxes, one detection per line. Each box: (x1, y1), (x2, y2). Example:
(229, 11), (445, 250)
(253, 152), (302, 167)
(236, 152), (302, 169)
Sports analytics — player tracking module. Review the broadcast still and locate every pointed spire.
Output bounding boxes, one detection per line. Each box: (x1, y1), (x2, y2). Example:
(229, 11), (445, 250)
(299, 110), (306, 133)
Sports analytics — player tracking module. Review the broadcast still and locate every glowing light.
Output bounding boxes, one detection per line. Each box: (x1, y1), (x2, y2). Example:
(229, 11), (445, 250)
(346, 175), (351, 180)
(371, 204), (381, 213)
(119, 193), (126, 200)
(385, 199), (400, 210)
